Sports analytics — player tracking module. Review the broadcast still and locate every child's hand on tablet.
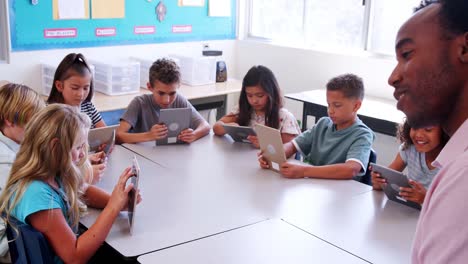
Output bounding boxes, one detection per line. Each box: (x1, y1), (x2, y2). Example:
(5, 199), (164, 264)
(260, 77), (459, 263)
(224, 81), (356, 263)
(247, 135), (259, 148)
(108, 167), (137, 211)
(370, 166), (386, 190)
(178, 128), (196, 143)
(149, 123), (168, 140)
(89, 151), (106, 164)
(257, 151), (270, 169)
(400, 180), (426, 205)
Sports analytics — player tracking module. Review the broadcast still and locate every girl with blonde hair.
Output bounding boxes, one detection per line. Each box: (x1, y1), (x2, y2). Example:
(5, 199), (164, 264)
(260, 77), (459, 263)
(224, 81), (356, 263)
(0, 82), (45, 263)
(0, 104), (140, 263)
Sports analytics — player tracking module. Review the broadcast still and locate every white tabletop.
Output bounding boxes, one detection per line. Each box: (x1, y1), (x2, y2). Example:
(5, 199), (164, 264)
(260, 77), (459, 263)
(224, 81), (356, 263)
(80, 145), (268, 257)
(286, 89), (405, 124)
(283, 191), (420, 264)
(124, 134), (373, 219)
(138, 219), (368, 264)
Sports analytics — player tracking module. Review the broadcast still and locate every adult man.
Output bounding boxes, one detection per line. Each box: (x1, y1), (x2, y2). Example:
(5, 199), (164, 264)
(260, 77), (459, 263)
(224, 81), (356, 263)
(388, 0), (468, 263)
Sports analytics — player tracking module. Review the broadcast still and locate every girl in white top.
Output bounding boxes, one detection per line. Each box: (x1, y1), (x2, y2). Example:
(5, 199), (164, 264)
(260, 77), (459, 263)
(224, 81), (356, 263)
(213, 65), (301, 148)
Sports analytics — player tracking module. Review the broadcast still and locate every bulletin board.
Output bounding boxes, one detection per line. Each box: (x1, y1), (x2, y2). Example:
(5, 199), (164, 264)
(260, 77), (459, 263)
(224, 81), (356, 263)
(9, 0), (236, 51)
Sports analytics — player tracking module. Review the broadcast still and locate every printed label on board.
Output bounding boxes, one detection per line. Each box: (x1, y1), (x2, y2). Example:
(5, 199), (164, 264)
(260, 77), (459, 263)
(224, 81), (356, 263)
(134, 26), (156, 35)
(44, 28), (77, 38)
(95, 27), (116, 37)
(172, 25), (192, 33)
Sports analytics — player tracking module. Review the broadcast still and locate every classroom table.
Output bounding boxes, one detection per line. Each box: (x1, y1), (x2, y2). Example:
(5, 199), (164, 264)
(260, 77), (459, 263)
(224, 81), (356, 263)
(80, 145), (268, 258)
(286, 89), (405, 136)
(93, 78), (242, 120)
(123, 134), (373, 215)
(137, 219), (369, 264)
(283, 191), (420, 264)
(81, 134), (420, 262)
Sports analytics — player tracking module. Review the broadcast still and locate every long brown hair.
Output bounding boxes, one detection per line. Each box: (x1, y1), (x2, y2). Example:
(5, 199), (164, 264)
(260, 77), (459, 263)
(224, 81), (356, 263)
(237, 65), (283, 129)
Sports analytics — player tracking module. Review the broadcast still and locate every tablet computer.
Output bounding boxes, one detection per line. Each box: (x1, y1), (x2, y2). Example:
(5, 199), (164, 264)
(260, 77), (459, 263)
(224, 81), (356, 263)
(255, 124), (286, 172)
(156, 108), (191, 145)
(370, 162), (421, 210)
(222, 124), (256, 143)
(88, 125), (118, 153)
(128, 156), (140, 235)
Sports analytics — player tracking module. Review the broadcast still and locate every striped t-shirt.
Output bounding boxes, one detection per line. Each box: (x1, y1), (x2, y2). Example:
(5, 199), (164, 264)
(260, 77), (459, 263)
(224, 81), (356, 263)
(80, 101), (102, 128)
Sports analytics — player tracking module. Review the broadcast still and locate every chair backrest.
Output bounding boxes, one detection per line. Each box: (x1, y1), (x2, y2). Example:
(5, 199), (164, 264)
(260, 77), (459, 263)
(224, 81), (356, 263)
(5, 215), (54, 264)
(354, 149), (377, 186)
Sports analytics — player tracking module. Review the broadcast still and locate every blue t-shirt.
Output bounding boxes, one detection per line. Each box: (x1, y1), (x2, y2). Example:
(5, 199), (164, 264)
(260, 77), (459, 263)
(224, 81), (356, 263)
(293, 117), (375, 176)
(11, 180), (72, 264)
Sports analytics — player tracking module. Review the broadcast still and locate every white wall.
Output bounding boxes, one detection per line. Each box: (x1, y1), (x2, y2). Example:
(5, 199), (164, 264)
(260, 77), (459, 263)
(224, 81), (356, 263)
(0, 40), (238, 93)
(235, 40), (397, 99)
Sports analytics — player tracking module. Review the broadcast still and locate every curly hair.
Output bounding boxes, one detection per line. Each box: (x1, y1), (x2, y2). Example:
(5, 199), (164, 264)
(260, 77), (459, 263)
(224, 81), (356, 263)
(396, 119), (413, 150)
(149, 58), (181, 86)
(326, 73), (364, 100)
(397, 118), (450, 150)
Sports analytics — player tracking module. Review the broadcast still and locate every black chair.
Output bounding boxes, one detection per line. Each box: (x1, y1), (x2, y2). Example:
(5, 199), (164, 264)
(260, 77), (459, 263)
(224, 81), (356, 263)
(354, 149), (377, 186)
(5, 215), (54, 264)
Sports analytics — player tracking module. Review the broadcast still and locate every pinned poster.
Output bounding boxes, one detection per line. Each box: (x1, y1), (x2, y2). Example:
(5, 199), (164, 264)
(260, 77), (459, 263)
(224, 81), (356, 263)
(91, 0), (125, 19)
(53, 0), (89, 20)
(208, 0), (230, 17)
(178, 0), (205, 7)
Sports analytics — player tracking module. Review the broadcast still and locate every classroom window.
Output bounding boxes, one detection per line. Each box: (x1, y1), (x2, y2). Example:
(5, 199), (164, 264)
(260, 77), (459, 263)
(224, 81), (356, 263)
(367, 0), (421, 54)
(304, 0), (365, 51)
(250, 0), (305, 44)
(248, 0), (421, 55)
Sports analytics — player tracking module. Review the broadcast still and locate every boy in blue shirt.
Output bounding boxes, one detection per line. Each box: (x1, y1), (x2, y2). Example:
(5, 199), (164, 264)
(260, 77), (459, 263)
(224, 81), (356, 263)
(259, 73), (375, 179)
(117, 58), (210, 144)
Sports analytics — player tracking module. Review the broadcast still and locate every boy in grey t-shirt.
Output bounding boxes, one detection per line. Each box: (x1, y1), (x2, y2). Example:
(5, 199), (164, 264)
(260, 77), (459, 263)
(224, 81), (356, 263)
(259, 74), (375, 179)
(117, 58), (210, 144)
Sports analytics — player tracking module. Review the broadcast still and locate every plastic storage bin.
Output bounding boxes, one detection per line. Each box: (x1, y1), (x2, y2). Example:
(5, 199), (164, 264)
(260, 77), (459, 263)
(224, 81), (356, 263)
(89, 60), (140, 95)
(41, 63), (95, 96)
(169, 55), (216, 86)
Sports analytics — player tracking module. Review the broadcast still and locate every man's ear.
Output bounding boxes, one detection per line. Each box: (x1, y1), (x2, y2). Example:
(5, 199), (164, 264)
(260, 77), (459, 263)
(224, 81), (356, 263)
(353, 100), (362, 113)
(458, 32), (468, 64)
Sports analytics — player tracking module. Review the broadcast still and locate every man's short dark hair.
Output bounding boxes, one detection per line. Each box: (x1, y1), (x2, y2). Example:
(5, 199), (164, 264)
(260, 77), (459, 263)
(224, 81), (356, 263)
(149, 58), (180, 86)
(415, 0), (468, 36)
(326, 73), (364, 100)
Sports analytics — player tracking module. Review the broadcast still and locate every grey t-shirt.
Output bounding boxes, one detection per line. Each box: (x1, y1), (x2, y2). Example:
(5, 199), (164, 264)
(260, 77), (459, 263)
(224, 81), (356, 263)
(121, 94), (205, 133)
(292, 117), (375, 176)
(399, 144), (439, 189)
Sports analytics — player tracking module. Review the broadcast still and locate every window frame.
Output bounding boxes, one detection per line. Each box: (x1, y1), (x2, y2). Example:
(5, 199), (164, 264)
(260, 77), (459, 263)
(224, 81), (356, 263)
(245, 0), (412, 57)
(0, 0), (10, 64)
